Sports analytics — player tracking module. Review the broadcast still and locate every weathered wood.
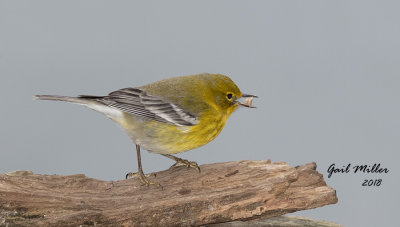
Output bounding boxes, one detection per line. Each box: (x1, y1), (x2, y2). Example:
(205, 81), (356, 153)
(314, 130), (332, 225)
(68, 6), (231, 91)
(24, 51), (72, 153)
(0, 160), (337, 226)
(208, 215), (343, 227)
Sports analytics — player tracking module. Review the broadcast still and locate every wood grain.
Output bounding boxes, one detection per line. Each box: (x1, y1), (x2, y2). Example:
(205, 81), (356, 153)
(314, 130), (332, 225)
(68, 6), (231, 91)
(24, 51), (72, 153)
(0, 160), (337, 226)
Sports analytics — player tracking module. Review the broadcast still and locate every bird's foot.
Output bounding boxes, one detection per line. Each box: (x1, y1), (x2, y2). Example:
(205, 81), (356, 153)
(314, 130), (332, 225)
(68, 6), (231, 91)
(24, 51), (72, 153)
(126, 171), (163, 189)
(170, 158), (201, 173)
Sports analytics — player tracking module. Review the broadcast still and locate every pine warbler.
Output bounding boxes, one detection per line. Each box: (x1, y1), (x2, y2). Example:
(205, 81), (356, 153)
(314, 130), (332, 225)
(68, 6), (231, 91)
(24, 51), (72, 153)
(35, 73), (257, 188)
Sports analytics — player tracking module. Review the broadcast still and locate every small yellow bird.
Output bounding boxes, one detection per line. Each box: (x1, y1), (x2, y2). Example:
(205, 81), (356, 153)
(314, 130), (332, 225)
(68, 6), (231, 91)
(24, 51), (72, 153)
(35, 73), (257, 187)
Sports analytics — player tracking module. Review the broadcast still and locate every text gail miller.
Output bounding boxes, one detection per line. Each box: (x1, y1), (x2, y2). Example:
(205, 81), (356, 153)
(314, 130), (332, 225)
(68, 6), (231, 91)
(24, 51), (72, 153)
(327, 163), (389, 186)
(327, 163), (389, 178)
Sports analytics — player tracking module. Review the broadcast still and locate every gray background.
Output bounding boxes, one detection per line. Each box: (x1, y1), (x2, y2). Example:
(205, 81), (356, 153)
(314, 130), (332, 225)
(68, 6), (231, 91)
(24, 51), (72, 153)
(1, 1), (399, 226)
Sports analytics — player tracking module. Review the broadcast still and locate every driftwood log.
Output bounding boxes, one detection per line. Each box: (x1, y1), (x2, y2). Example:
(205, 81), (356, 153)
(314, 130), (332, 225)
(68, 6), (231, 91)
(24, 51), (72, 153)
(0, 160), (337, 226)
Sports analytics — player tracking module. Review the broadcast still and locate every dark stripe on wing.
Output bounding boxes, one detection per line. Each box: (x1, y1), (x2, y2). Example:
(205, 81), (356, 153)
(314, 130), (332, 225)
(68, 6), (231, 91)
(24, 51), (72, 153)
(97, 87), (197, 126)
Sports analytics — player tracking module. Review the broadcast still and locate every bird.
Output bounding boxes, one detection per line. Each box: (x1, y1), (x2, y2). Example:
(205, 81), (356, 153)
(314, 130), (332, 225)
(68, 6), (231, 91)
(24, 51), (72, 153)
(35, 73), (257, 188)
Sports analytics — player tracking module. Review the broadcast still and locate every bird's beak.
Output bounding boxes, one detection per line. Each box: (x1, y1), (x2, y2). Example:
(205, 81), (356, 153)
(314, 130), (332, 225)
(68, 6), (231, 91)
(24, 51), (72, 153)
(236, 93), (258, 108)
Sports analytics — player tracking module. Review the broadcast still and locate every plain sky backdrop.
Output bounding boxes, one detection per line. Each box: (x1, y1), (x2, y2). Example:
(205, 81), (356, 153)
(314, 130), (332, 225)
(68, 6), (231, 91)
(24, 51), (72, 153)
(1, 1), (399, 226)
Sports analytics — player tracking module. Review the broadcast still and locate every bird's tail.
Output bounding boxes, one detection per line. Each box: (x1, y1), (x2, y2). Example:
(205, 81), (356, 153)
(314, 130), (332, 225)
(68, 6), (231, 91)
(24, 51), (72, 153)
(34, 94), (122, 119)
(34, 95), (96, 105)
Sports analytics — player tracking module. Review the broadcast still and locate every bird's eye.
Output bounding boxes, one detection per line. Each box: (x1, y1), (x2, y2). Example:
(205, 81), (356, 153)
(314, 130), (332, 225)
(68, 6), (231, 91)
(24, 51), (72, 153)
(226, 93), (233, 100)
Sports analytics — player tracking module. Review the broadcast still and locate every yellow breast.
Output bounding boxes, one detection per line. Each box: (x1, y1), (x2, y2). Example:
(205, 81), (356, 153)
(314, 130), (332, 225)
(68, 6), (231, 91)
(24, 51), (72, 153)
(117, 109), (228, 154)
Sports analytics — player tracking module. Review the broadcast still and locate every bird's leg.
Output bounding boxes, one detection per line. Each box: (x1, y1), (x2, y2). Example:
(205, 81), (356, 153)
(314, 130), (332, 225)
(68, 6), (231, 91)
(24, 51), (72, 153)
(126, 144), (163, 189)
(162, 154), (201, 173)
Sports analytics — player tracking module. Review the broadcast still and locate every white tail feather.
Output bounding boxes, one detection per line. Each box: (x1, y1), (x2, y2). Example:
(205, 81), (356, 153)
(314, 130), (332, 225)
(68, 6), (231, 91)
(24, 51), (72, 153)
(34, 95), (123, 119)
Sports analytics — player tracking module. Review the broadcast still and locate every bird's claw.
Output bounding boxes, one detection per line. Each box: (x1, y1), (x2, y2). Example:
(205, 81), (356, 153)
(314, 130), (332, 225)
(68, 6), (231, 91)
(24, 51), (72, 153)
(126, 172), (163, 189)
(170, 159), (201, 173)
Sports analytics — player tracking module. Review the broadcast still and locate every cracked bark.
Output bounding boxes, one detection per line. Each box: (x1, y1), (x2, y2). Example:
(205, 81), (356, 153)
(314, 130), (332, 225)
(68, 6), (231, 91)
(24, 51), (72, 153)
(0, 160), (338, 226)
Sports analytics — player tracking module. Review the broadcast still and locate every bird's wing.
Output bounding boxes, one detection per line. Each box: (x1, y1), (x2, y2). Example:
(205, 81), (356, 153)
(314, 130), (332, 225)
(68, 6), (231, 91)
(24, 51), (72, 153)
(98, 87), (198, 126)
